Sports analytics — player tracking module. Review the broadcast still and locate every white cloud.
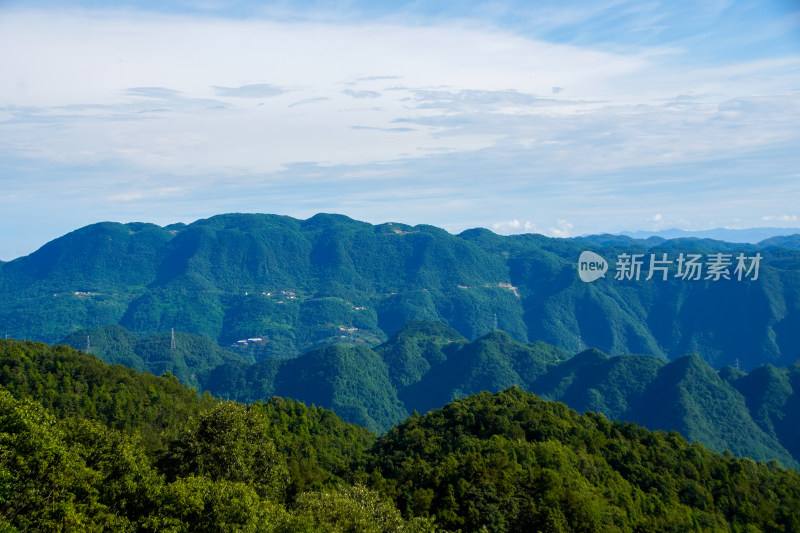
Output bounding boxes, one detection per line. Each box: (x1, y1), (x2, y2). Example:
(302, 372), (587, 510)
(212, 84), (286, 98)
(342, 89), (381, 99)
(0, 9), (649, 177)
(493, 219), (522, 231)
(109, 186), (183, 202)
(547, 219), (574, 238)
(762, 214), (798, 223)
(491, 219), (574, 237)
(1, 9), (797, 183)
(492, 219), (539, 234)
(0, 6), (798, 259)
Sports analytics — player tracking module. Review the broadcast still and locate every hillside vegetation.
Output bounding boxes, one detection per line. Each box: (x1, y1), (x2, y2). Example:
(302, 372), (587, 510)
(56, 321), (800, 467)
(2, 339), (800, 532)
(1, 213), (798, 369)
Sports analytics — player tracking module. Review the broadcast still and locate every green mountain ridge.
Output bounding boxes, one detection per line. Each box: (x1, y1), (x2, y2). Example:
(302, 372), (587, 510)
(368, 387), (800, 532)
(2, 337), (800, 532)
(629, 353), (795, 468)
(60, 325), (247, 391)
(2, 213), (798, 369)
(60, 321), (800, 468)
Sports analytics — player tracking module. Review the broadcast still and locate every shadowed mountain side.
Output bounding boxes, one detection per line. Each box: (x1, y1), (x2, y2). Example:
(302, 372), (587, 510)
(399, 331), (566, 415)
(2, 213), (799, 368)
(629, 354), (796, 468)
(272, 344), (407, 433)
(723, 361), (800, 462)
(61, 326), (245, 391)
(68, 321), (799, 467)
(372, 319), (465, 389)
(3, 337), (800, 532)
(530, 348), (663, 420)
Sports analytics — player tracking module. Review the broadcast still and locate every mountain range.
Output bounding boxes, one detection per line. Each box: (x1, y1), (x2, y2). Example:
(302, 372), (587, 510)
(1, 213), (798, 370)
(58, 320), (800, 468)
(2, 337), (799, 532)
(618, 227), (800, 244)
(2, 212), (799, 468)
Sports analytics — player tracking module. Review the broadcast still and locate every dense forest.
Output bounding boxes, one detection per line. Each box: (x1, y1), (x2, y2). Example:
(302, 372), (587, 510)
(2, 213), (799, 530)
(2, 338), (800, 532)
(1, 213), (798, 369)
(59, 320), (800, 468)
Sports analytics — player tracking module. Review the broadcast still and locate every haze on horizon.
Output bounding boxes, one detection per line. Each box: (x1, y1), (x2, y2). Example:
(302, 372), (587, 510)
(0, 0), (798, 261)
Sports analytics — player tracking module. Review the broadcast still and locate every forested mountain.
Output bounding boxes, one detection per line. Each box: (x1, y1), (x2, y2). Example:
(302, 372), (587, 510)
(0, 338), (418, 532)
(368, 388), (800, 532)
(58, 320), (800, 467)
(2, 338), (800, 532)
(3, 213), (799, 482)
(1, 213), (798, 369)
(59, 325), (247, 391)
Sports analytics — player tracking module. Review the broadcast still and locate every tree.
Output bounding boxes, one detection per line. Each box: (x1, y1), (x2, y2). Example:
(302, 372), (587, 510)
(159, 402), (289, 501)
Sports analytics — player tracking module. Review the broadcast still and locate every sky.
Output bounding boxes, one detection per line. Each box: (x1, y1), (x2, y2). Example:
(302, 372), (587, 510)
(0, 0), (799, 260)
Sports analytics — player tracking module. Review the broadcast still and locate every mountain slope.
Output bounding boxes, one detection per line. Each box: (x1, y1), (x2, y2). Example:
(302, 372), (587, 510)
(530, 347), (663, 420)
(3, 337), (800, 533)
(629, 354), (796, 467)
(724, 362), (800, 462)
(69, 320), (794, 467)
(274, 343), (407, 433)
(369, 387), (800, 532)
(60, 325), (247, 391)
(2, 213), (799, 368)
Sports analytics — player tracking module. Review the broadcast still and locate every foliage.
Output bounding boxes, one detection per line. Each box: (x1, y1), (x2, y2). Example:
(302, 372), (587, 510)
(367, 387), (800, 533)
(0, 389), (158, 531)
(282, 484), (438, 533)
(2, 213), (798, 368)
(158, 402), (290, 501)
(42, 318), (800, 466)
(199, 321), (800, 467)
(60, 325), (246, 391)
(274, 343), (408, 433)
(0, 338), (214, 453)
(2, 338), (800, 532)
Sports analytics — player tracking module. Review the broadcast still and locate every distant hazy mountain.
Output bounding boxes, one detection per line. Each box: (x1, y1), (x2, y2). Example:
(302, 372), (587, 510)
(2, 213), (799, 369)
(758, 234), (800, 250)
(616, 227), (800, 243)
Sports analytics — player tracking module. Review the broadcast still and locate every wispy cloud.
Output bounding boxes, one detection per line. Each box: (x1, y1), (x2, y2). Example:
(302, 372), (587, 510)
(213, 83), (286, 98)
(342, 89), (381, 99)
(354, 75), (400, 82)
(351, 125), (415, 132)
(110, 186), (183, 202)
(0, 3), (798, 259)
(288, 97), (329, 108)
(762, 214), (798, 223)
(125, 87), (182, 99)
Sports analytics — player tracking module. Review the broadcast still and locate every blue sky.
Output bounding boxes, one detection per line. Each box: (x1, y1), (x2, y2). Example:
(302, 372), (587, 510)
(0, 0), (798, 260)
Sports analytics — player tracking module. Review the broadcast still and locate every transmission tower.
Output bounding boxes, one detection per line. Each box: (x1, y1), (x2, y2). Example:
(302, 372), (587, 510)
(170, 328), (176, 350)
(86, 335), (90, 352)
